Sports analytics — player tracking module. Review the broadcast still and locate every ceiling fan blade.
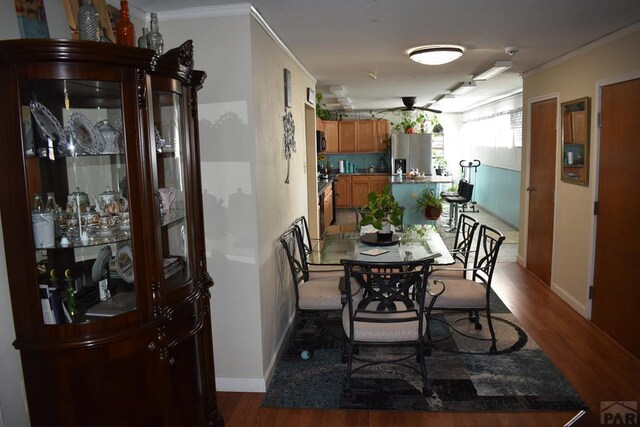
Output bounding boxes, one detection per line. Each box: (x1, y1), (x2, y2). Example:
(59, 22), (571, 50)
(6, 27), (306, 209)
(416, 106), (442, 114)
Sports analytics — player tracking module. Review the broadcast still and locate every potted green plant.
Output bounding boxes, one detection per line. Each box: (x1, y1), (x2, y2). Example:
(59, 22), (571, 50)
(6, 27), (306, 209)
(315, 91), (331, 120)
(359, 186), (403, 236)
(392, 112), (428, 134)
(414, 188), (443, 220)
(434, 156), (447, 175)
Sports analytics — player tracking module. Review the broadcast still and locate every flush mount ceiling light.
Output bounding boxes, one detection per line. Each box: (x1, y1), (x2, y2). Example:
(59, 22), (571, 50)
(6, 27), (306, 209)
(472, 60), (513, 81)
(450, 81), (476, 95)
(409, 45), (464, 65)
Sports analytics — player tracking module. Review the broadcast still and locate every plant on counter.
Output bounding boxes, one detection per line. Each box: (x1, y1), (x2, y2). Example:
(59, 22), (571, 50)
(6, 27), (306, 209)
(359, 185), (404, 233)
(414, 187), (443, 220)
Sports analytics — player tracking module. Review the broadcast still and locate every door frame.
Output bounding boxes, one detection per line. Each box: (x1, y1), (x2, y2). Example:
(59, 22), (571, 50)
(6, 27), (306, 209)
(523, 93), (559, 271)
(586, 70), (640, 319)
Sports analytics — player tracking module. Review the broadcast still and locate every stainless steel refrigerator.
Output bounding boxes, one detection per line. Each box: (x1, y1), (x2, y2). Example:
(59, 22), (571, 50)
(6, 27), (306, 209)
(391, 133), (433, 175)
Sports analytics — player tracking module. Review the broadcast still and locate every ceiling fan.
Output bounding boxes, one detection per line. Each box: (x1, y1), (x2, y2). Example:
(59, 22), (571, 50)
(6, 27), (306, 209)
(387, 97), (441, 114)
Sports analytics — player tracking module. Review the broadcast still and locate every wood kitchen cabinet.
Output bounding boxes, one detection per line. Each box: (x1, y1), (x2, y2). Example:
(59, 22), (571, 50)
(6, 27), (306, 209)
(377, 119), (390, 152)
(323, 186), (334, 231)
(350, 175), (390, 208)
(324, 120), (339, 153)
(338, 121), (357, 152)
(335, 175), (351, 207)
(316, 117), (325, 132)
(0, 39), (222, 426)
(356, 120), (377, 152)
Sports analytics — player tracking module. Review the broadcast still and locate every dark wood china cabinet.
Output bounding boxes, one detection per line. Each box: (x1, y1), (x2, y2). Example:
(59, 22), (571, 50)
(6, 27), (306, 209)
(0, 39), (223, 426)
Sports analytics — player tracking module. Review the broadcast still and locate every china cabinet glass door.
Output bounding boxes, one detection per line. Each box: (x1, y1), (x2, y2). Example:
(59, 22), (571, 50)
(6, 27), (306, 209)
(20, 78), (137, 325)
(152, 83), (192, 294)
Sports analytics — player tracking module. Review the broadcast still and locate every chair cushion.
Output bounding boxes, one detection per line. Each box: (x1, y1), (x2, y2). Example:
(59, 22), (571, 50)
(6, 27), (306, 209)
(427, 278), (486, 308)
(298, 277), (343, 310)
(430, 262), (466, 278)
(342, 300), (427, 342)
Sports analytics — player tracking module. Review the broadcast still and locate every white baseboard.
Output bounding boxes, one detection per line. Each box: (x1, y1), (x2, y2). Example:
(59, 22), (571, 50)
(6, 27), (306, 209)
(550, 282), (588, 318)
(215, 377), (266, 392)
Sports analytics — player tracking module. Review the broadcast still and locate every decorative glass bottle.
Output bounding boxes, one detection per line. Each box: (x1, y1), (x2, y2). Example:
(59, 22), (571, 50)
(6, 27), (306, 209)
(137, 28), (148, 48)
(146, 13), (164, 55)
(115, 0), (135, 46)
(78, 0), (101, 41)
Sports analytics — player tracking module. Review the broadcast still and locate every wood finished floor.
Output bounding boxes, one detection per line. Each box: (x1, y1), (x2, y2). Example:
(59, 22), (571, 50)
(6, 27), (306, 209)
(217, 262), (640, 426)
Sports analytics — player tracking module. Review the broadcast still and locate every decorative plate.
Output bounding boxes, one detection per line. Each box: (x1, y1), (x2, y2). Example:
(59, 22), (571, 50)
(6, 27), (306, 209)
(29, 100), (66, 143)
(359, 233), (401, 246)
(116, 245), (134, 283)
(92, 245), (113, 283)
(69, 112), (106, 154)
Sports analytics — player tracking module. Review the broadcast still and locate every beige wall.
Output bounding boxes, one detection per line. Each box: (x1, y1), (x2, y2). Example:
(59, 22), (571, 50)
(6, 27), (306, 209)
(521, 25), (640, 316)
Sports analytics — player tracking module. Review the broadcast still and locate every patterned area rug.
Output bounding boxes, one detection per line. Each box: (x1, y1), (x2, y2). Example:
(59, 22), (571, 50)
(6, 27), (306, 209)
(262, 292), (587, 412)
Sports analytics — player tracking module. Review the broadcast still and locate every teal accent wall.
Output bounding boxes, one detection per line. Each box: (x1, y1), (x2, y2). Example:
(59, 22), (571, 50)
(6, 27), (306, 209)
(473, 165), (520, 228)
(391, 182), (449, 225)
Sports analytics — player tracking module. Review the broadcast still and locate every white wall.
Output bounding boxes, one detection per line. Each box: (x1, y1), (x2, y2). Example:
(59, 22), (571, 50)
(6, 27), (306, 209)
(158, 7), (314, 391)
(522, 25), (640, 315)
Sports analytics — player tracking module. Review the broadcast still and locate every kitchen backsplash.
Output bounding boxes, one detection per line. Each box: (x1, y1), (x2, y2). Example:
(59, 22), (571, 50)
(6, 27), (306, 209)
(322, 153), (391, 174)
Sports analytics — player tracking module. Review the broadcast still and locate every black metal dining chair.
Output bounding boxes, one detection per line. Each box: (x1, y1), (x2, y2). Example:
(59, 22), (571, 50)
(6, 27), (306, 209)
(340, 258), (444, 398)
(280, 226), (357, 355)
(434, 213), (479, 279)
(428, 224), (505, 353)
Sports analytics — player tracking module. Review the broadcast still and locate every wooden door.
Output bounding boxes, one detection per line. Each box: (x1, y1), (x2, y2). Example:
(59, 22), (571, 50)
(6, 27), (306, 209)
(338, 121), (357, 152)
(526, 98), (557, 285)
(324, 121), (338, 153)
(592, 78), (640, 358)
(356, 120), (376, 152)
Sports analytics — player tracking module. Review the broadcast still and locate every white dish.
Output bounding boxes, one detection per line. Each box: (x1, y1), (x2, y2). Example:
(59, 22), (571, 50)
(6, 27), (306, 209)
(92, 245), (112, 283)
(29, 100), (66, 143)
(69, 112), (106, 154)
(116, 245), (134, 283)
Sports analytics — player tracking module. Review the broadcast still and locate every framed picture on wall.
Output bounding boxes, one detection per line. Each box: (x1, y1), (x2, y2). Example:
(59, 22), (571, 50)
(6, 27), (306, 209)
(284, 68), (292, 108)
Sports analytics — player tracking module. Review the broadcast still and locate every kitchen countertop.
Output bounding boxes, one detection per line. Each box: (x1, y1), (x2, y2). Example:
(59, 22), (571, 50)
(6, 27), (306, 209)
(389, 175), (455, 184)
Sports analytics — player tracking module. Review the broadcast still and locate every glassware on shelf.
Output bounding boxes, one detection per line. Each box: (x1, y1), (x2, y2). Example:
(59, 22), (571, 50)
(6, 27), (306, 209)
(78, 0), (101, 42)
(32, 193), (44, 213)
(115, 0), (135, 46)
(32, 193), (55, 248)
(146, 13), (164, 55)
(138, 28), (148, 48)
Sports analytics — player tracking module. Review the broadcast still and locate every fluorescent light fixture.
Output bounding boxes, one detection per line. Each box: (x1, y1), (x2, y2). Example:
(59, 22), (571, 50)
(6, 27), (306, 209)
(450, 81), (476, 96)
(432, 94), (456, 106)
(472, 60), (512, 80)
(409, 45), (464, 65)
(329, 85), (346, 98)
(337, 97), (352, 105)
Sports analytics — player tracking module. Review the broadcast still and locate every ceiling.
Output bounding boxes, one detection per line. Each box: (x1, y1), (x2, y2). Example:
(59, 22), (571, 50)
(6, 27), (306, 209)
(129, 0), (640, 113)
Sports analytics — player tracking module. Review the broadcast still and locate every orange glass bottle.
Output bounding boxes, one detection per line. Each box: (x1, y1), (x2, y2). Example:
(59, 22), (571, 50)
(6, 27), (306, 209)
(116, 0), (135, 46)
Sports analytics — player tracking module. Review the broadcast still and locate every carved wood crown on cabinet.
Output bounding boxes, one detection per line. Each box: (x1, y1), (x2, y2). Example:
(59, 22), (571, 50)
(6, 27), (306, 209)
(0, 39), (222, 427)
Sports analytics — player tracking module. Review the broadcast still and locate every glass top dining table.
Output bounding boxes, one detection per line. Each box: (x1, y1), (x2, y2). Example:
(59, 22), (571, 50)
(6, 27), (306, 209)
(308, 225), (454, 265)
